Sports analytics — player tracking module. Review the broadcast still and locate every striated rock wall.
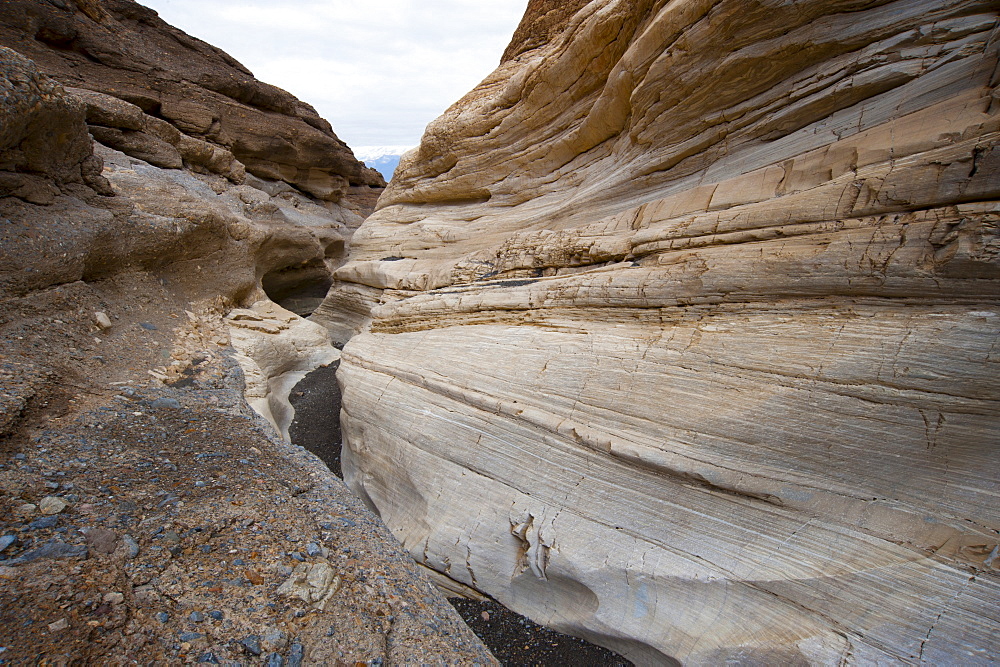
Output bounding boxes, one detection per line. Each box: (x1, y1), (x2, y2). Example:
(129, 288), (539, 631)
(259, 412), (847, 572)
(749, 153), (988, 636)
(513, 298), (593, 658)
(334, 0), (1000, 663)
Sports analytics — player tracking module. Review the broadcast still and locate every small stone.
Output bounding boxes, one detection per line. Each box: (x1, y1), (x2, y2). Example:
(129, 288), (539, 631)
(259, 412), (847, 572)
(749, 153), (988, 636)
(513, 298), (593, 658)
(83, 527), (118, 554)
(28, 516), (58, 530)
(265, 653), (284, 667)
(13, 453), (26, 461)
(47, 618), (69, 632)
(139, 322), (158, 331)
(0, 535), (16, 553)
(94, 312), (112, 330)
(306, 543), (321, 557)
(103, 592), (124, 605)
(197, 652), (220, 665)
(156, 612), (169, 623)
(151, 397), (181, 410)
(6, 541), (87, 565)
(123, 534), (140, 558)
(179, 631), (203, 642)
(291, 552), (305, 562)
(39, 496), (68, 515)
(240, 634), (262, 656)
(208, 610), (224, 620)
(233, 558), (245, 566)
(287, 643), (304, 667)
(194, 481), (207, 487)
(262, 627), (286, 651)
(189, 611), (204, 623)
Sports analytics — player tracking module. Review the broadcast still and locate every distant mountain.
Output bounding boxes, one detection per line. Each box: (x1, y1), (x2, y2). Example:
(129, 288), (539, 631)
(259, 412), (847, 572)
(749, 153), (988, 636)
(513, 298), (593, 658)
(354, 145), (415, 182)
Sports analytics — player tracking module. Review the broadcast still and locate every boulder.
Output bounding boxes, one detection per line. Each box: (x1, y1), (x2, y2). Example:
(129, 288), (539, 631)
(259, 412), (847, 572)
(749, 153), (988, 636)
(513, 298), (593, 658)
(333, 0), (1000, 663)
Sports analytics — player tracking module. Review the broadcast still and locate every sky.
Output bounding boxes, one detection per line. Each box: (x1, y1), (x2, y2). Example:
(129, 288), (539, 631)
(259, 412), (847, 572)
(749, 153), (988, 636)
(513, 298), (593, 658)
(140, 0), (529, 151)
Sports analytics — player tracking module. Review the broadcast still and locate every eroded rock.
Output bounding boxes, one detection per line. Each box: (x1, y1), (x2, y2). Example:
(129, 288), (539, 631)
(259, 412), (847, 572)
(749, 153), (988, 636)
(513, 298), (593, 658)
(333, 0), (1000, 663)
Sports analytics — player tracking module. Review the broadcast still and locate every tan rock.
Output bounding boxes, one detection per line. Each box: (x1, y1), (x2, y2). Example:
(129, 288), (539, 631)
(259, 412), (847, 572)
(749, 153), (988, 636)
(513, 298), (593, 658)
(38, 496), (67, 515)
(333, 0), (1000, 663)
(276, 560), (342, 611)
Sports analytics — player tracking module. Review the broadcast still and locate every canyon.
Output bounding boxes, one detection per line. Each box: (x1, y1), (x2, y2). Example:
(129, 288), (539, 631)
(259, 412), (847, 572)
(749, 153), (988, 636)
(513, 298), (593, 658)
(0, 0), (998, 664)
(332, 0), (1000, 664)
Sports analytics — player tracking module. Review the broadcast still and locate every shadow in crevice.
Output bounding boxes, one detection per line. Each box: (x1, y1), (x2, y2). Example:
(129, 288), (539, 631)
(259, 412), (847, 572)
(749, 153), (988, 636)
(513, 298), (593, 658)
(287, 360), (342, 476)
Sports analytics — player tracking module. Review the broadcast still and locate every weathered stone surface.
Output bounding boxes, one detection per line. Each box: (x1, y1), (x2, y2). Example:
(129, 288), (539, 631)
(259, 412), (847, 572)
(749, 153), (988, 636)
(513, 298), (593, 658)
(334, 0), (1000, 663)
(0, 0), (385, 199)
(0, 29), (493, 667)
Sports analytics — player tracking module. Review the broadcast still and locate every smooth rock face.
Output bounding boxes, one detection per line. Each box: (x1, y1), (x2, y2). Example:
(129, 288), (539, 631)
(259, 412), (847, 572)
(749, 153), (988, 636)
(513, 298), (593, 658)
(335, 0), (1000, 663)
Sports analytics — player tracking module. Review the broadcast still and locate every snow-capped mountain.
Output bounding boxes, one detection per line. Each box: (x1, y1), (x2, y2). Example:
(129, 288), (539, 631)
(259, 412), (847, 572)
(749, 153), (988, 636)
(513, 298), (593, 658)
(353, 145), (415, 182)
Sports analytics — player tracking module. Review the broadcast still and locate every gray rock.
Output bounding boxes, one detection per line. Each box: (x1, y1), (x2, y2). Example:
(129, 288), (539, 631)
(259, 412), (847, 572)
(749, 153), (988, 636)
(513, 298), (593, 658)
(156, 612), (169, 623)
(306, 543), (321, 557)
(197, 652), (220, 664)
(179, 631), (204, 642)
(28, 516), (58, 530)
(189, 611), (204, 622)
(0, 534), (15, 553)
(151, 397), (181, 410)
(265, 654), (284, 667)
(208, 610), (224, 620)
(123, 534), (140, 558)
(286, 643), (304, 667)
(240, 635), (262, 656)
(5, 540), (87, 565)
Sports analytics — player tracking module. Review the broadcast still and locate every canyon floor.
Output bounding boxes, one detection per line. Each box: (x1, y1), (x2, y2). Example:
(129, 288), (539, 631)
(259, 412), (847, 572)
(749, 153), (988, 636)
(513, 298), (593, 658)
(0, 284), (494, 665)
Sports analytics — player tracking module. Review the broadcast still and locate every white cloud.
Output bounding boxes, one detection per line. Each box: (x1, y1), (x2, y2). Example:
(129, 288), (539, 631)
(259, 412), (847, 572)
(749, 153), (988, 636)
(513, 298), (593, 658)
(141, 0), (527, 148)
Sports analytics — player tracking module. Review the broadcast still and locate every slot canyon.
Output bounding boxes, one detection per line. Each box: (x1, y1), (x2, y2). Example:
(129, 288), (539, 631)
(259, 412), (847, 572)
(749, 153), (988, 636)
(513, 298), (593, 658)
(0, 0), (997, 664)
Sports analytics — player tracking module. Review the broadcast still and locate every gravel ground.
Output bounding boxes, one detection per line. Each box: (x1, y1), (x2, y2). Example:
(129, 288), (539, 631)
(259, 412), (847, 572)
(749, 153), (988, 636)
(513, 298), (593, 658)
(0, 279), (495, 665)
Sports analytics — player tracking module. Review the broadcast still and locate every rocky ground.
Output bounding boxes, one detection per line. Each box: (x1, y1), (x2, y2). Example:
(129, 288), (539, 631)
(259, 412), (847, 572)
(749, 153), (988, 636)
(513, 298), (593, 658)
(0, 280), (495, 665)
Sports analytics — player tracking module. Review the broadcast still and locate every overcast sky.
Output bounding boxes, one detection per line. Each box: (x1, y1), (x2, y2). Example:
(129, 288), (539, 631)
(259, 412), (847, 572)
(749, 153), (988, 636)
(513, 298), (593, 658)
(141, 0), (528, 151)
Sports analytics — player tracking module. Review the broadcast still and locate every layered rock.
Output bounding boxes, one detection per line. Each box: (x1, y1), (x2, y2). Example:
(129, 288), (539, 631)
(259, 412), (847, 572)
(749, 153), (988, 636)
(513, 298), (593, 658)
(0, 23), (493, 666)
(0, 0), (385, 204)
(333, 0), (1000, 663)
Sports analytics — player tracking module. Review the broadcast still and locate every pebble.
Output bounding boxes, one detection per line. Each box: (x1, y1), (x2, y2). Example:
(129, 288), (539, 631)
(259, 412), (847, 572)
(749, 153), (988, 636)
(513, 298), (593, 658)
(13, 453), (25, 461)
(103, 592), (124, 605)
(208, 610), (224, 620)
(290, 552), (305, 562)
(197, 652), (220, 664)
(266, 653), (284, 667)
(240, 635), (262, 656)
(156, 612), (169, 623)
(151, 397), (181, 410)
(139, 322), (158, 331)
(38, 496), (68, 515)
(189, 611), (204, 623)
(306, 543), (321, 557)
(28, 516), (58, 530)
(5, 541), (87, 565)
(287, 643), (304, 667)
(123, 534), (140, 558)
(233, 558), (245, 566)
(179, 631), (203, 642)
(47, 618), (69, 632)
(0, 535), (15, 553)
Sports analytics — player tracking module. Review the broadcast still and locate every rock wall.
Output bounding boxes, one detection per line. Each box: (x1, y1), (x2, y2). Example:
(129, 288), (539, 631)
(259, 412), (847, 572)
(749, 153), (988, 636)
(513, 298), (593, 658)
(0, 0), (385, 203)
(334, 0), (1000, 663)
